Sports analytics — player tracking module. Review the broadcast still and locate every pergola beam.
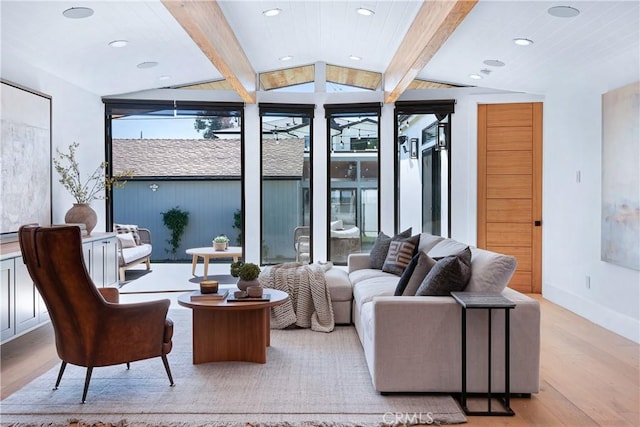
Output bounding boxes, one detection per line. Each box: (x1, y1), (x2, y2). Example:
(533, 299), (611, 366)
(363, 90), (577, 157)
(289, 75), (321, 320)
(162, 0), (256, 103)
(383, 0), (478, 104)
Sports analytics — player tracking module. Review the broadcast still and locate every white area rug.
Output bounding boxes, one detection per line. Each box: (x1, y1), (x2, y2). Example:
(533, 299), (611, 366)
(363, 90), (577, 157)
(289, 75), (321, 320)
(1, 309), (466, 426)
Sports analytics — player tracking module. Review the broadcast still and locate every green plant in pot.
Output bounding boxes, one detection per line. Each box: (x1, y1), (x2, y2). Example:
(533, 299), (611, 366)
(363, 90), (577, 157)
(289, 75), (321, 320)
(213, 235), (229, 251)
(230, 261), (261, 291)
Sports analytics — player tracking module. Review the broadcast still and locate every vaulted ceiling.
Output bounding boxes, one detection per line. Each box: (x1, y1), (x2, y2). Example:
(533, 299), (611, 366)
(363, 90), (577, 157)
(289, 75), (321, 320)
(1, 1), (638, 100)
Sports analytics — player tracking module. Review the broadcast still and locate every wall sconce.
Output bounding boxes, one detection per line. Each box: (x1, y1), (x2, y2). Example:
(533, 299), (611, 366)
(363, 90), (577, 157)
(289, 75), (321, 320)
(435, 123), (449, 151)
(398, 135), (408, 153)
(149, 183), (159, 192)
(410, 138), (418, 159)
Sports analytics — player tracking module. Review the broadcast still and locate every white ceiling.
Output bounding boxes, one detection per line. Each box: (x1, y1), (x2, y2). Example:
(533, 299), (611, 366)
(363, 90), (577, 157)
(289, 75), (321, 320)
(1, 0), (638, 97)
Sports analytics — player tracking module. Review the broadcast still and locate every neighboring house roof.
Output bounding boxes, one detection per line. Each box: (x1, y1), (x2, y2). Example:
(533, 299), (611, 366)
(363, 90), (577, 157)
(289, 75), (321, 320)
(113, 138), (304, 178)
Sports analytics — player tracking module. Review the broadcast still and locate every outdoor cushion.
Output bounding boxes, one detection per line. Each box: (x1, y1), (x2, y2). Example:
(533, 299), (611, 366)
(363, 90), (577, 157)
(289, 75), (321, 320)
(120, 243), (152, 265)
(116, 232), (137, 249)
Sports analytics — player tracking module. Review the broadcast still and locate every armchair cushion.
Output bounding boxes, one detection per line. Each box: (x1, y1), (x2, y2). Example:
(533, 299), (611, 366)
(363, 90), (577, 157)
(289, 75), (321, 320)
(114, 223), (141, 245)
(116, 232), (137, 248)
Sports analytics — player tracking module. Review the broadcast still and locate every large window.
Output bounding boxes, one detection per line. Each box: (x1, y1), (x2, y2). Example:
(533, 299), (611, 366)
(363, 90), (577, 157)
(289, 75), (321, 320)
(395, 101), (453, 237)
(260, 104), (314, 265)
(326, 103), (380, 264)
(105, 101), (244, 262)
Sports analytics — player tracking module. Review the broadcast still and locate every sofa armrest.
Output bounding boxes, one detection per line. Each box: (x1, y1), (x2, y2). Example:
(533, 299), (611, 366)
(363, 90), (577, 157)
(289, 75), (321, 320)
(348, 253), (370, 273)
(367, 291), (540, 393)
(137, 228), (152, 245)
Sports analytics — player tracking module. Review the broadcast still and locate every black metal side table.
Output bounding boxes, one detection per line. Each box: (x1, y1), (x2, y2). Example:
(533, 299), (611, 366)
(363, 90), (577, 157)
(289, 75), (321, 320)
(451, 291), (516, 416)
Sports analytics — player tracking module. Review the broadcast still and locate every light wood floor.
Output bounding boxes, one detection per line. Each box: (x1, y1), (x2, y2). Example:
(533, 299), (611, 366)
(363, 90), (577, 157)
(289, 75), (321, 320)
(1, 295), (638, 427)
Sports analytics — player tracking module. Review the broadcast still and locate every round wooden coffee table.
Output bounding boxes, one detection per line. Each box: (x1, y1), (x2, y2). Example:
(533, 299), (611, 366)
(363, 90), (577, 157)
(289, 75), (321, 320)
(178, 289), (288, 364)
(186, 246), (243, 279)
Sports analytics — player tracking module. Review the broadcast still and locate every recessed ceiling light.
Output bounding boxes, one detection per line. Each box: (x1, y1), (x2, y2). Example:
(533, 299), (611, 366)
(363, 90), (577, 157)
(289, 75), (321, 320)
(469, 74), (483, 80)
(137, 61), (158, 69)
(263, 8), (281, 17)
(349, 55), (362, 61)
(279, 55), (293, 61)
(548, 6), (580, 18)
(62, 7), (94, 19)
(483, 59), (505, 67)
(357, 8), (375, 16)
(108, 40), (128, 48)
(513, 38), (534, 46)
(159, 75), (171, 81)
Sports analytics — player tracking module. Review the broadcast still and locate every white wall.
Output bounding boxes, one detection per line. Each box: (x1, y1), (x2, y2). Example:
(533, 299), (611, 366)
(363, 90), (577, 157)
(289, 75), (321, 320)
(542, 78), (640, 343)
(2, 56), (106, 231)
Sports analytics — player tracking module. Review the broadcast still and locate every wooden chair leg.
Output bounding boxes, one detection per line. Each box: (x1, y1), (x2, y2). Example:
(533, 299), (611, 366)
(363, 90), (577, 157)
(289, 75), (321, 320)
(53, 361), (67, 390)
(81, 367), (93, 404)
(145, 257), (151, 270)
(119, 267), (126, 282)
(161, 355), (174, 386)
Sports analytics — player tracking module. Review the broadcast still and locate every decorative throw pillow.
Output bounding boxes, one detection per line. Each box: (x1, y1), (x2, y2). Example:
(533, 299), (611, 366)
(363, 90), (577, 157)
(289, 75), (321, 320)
(402, 252), (437, 296)
(394, 251), (437, 296)
(368, 228), (412, 269)
(415, 247), (472, 296)
(114, 223), (141, 245)
(116, 232), (137, 249)
(382, 234), (420, 276)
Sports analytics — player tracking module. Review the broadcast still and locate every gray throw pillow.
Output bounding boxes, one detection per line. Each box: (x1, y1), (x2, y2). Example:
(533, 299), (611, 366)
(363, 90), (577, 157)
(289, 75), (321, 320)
(383, 234), (420, 276)
(415, 247), (472, 296)
(369, 228), (411, 269)
(402, 251), (437, 296)
(394, 252), (419, 295)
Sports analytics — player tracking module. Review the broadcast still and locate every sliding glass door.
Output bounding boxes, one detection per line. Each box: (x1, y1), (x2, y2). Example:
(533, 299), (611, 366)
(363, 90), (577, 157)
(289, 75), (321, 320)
(326, 103), (380, 264)
(260, 104), (314, 265)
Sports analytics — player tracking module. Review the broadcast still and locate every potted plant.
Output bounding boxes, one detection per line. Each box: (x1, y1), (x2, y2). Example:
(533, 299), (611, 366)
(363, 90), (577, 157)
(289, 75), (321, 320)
(213, 235), (229, 251)
(54, 142), (133, 235)
(230, 261), (261, 291)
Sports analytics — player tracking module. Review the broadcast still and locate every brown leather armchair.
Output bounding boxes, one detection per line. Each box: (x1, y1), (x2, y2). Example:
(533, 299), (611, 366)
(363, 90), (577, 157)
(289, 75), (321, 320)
(19, 225), (174, 403)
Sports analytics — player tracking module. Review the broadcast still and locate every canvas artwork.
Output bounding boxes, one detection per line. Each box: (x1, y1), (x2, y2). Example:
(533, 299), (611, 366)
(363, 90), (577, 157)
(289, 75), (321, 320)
(601, 81), (640, 270)
(0, 81), (52, 238)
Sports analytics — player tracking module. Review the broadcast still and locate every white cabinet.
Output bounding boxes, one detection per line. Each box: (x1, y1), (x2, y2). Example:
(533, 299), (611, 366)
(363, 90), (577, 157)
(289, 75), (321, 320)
(0, 232), (118, 343)
(83, 236), (118, 288)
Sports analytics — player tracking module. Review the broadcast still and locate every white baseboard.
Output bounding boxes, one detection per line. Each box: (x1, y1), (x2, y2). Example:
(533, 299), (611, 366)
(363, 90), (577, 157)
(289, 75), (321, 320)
(543, 283), (640, 344)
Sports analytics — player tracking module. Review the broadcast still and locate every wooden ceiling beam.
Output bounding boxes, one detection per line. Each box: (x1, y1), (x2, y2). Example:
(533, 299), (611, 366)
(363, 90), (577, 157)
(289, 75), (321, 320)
(383, 0), (477, 104)
(162, 0), (256, 103)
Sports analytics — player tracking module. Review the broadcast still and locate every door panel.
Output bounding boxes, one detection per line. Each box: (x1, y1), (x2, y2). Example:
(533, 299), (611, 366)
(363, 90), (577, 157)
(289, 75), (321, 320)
(487, 199), (532, 223)
(487, 127), (532, 151)
(478, 102), (542, 293)
(487, 151), (532, 175)
(486, 103), (533, 127)
(487, 175), (532, 199)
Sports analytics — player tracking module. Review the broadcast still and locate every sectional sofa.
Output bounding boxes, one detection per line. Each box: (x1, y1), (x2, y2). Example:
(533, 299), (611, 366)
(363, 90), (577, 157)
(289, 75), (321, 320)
(327, 233), (540, 394)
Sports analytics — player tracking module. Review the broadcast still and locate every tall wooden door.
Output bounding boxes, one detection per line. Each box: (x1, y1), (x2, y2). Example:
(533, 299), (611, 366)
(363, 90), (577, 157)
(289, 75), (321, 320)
(477, 103), (542, 293)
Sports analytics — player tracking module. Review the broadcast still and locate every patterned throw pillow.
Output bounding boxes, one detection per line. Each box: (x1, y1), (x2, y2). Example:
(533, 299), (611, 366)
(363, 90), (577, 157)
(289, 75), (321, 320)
(114, 223), (141, 245)
(415, 247), (472, 296)
(382, 234), (420, 276)
(368, 228), (412, 269)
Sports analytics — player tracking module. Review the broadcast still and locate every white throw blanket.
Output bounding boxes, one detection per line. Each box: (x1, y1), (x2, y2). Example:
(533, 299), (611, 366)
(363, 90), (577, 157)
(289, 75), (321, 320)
(259, 262), (334, 332)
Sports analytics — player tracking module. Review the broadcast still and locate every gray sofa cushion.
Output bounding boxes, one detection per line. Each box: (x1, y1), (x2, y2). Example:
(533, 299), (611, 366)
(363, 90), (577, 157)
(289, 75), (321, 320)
(418, 233), (445, 253)
(466, 247), (517, 293)
(416, 247), (472, 296)
(427, 238), (468, 259)
(402, 252), (437, 296)
(394, 251), (437, 296)
(368, 228), (411, 269)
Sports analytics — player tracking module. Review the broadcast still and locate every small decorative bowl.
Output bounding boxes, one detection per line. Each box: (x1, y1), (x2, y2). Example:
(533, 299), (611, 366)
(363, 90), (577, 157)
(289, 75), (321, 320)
(200, 280), (219, 294)
(247, 285), (263, 298)
(234, 290), (248, 299)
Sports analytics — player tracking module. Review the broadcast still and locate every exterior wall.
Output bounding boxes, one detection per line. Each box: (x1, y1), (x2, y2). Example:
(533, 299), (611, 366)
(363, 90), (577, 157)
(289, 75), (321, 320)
(113, 180), (241, 261)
